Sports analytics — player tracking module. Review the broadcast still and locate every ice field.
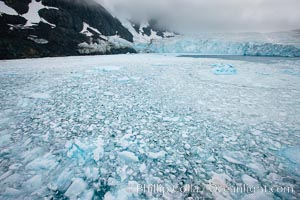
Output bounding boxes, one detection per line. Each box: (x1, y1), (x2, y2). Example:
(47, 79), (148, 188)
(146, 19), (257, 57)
(0, 54), (300, 199)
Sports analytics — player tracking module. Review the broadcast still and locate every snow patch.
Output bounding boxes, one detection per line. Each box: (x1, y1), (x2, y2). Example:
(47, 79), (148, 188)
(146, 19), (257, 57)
(22, 0), (58, 27)
(0, 1), (18, 15)
(80, 22), (102, 37)
(27, 36), (49, 44)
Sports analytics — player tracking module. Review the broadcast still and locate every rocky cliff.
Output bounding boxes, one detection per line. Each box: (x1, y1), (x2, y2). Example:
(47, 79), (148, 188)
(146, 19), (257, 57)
(0, 0), (137, 59)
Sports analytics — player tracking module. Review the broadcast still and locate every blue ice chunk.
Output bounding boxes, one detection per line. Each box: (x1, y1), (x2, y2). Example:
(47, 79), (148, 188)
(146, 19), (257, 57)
(282, 69), (300, 77)
(212, 63), (237, 75)
(255, 72), (270, 76)
(94, 66), (121, 72)
(279, 147), (300, 175)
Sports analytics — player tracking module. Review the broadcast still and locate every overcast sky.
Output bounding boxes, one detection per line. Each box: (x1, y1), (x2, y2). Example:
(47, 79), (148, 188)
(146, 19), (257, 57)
(95, 0), (300, 33)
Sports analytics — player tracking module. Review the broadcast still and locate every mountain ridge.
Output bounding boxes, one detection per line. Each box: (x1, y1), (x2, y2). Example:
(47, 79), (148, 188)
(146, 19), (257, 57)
(0, 0), (174, 59)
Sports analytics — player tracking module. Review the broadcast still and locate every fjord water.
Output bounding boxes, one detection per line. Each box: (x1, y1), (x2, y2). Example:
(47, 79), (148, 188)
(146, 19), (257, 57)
(0, 53), (299, 199)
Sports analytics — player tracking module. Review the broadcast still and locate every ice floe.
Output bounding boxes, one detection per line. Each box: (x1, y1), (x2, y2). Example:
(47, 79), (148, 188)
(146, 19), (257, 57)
(0, 54), (299, 199)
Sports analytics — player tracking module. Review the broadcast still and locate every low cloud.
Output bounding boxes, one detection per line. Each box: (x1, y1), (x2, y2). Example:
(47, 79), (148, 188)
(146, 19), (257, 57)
(95, 0), (300, 33)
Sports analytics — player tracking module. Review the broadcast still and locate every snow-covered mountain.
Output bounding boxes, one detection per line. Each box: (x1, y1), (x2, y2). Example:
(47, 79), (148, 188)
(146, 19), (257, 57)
(0, 0), (175, 59)
(1, 0), (299, 59)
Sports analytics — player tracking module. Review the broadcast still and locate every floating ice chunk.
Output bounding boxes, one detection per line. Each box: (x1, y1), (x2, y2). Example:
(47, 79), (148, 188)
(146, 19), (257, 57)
(207, 156), (216, 162)
(47, 183), (58, 191)
(242, 191), (273, 200)
(223, 151), (244, 165)
(273, 141), (281, 149)
(0, 134), (10, 147)
(8, 163), (22, 170)
(139, 163), (147, 173)
(81, 189), (94, 200)
(66, 140), (89, 160)
(118, 151), (139, 162)
(148, 151), (166, 159)
(247, 162), (266, 176)
(93, 138), (104, 161)
(153, 63), (168, 67)
(282, 69), (300, 77)
(104, 191), (116, 200)
(209, 173), (232, 187)
(64, 178), (87, 199)
(54, 168), (73, 192)
(117, 77), (130, 83)
(223, 155), (243, 165)
(163, 117), (179, 122)
(2, 173), (21, 186)
(281, 147), (300, 165)
(24, 175), (42, 190)
(84, 167), (99, 180)
(117, 165), (128, 181)
(184, 144), (191, 150)
(280, 146), (300, 175)
(26, 153), (57, 171)
(103, 91), (115, 96)
(107, 177), (117, 186)
(212, 63), (237, 75)
(251, 130), (262, 136)
(211, 63), (233, 68)
(28, 92), (51, 99)
(74, 139), (89, 151)
(94, 66), (121, 72)
(206, 173), (232, 199)
(17, 97), (31, 107)
(241, 175), (259, 186)
(118, 133), (134, 148)
(2, 187), (21, 198)
(0, 171), (13, 181)
(107, 181), (138, 200)
(255, 72), (270, 76)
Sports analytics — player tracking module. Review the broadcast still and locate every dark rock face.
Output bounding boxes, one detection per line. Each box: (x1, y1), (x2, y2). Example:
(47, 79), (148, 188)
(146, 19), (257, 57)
(0, 14), (27, 27)
(0, 0), (135, 59)
(133, 19), (177, 38)
(2, 0), (31, 14)
(42, 0), (133, 42)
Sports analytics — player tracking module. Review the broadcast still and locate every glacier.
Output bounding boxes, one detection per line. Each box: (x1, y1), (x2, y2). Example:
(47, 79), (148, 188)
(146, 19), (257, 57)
(134, 32), (300, 57)
(0, 54), (300, 199)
